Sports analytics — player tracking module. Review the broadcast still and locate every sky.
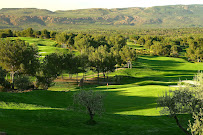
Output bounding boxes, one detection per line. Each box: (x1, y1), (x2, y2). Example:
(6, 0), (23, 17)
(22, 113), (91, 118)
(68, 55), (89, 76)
(0, 0), (203, 11)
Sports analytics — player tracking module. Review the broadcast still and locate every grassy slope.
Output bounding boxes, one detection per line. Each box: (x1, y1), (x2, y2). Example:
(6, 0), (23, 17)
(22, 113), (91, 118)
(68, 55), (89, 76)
(0, 56), (202, 134)
(0, 38), (203, 134)
(8, 37), (68, 57)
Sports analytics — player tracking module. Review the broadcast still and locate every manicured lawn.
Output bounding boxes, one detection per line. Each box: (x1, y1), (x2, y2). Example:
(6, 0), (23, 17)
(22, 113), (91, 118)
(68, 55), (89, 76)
(0, 86), (188, 135)
(127, 41), (144, 49)
(0, 54), (202, 134)
(8, 37), (68, 56)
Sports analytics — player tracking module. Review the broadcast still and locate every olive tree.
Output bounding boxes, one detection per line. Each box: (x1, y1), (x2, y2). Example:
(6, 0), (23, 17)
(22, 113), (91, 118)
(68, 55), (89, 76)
(188, 109), (203, 135)
(157, 73), (203, 135)
(73, 90), (103, 125)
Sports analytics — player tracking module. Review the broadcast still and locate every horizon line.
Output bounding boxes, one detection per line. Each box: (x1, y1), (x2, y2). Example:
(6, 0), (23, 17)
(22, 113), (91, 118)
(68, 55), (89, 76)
(0, 4), (202, 12)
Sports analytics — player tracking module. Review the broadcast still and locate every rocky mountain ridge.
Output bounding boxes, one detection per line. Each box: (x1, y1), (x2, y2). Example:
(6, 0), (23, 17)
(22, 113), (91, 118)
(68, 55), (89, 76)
(0, 5), (202, 30)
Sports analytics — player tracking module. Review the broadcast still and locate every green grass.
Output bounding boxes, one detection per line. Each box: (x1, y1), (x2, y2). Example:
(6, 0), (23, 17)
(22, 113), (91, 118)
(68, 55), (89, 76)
(0, 85), (188, 135)
(0, 86), (190, 135)
(8, 37), (68, 56)
(109, 56), (203, 84)
(127, 41), (144, 49)
(0, 47), (203, 134)
(0, 37), (202, 134)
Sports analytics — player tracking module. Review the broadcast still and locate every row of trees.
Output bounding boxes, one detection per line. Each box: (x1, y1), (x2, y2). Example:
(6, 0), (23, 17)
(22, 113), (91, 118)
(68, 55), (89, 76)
(0, 29), (13, 38)
(2, 27), (202, 39)
(130, 35), (202, 61)
(130, 35), (183, 57)
(1, 28), (127, 53)
(0, 38), (136, 90)
(1, 28), (202, 62)
(0, 28), (56, 39)
(55, 33), (126, 51)
(40, 44), (136, 86)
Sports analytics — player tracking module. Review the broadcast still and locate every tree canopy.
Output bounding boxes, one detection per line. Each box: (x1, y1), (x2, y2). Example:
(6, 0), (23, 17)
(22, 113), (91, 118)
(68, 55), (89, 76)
(0, 39), (39, 88)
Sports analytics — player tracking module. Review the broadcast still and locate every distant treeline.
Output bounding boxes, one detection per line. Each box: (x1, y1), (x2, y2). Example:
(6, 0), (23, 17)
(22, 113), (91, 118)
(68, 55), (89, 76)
(1, 27), (203, 37)
(129, 35), (203, 62)
(0, 28), (202, 62)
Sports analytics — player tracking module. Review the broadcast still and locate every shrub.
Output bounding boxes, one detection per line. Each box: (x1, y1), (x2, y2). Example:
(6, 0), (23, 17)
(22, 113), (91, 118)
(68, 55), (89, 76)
(0, 67), (11, 89)
(1, 81), (11, 89)
(35, 76), (54, 90)
(15, 75), (31, 90)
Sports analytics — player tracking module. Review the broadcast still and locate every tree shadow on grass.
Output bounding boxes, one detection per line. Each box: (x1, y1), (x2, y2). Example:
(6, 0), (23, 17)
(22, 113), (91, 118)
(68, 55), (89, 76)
(0, 90), (74, 109)
(0, 108), (189, 135)
(0, 89), (158, 114)
(0, 85), (190, 135)
(103, 73), (195, 86)
(135, 56), (184, 70)
(37, 43), (46, 46)
(114, 67), (200, 85)
(102, 91), (158, 113)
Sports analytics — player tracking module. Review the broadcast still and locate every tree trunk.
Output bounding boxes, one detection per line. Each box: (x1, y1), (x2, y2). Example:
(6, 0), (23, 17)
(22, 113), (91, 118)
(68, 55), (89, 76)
(107, 72), (108, 82)
(88, 107), (94, 122)
(61, 73), (63, 80)
(0, 132), (7, 135)
(103, 72), (105, 81)
(127, 62), (129, 68)
(11, 72), (15, 89)
(76, 73), (78, 83)
(98, 70), (99, 84)
(173, 115), (190, 135)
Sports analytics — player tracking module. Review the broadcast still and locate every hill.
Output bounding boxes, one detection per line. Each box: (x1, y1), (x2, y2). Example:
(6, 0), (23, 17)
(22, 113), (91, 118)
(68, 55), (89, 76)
(0, 5), (202, 30)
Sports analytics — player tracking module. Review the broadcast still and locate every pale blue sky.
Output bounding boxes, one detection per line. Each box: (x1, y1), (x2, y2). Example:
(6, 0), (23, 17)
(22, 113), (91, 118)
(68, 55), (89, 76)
(0, 0), (203, 11)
